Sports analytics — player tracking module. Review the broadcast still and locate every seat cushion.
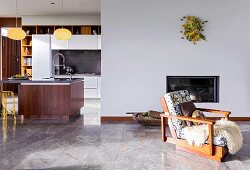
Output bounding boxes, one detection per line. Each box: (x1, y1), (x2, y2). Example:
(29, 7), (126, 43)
(179, 102), (196, 126)
(164, 90), (192, 138)
(179, 129), (227, 146)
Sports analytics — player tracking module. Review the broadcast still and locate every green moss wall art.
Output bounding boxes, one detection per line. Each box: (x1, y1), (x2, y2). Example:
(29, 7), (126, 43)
(180, 16), (208, 45)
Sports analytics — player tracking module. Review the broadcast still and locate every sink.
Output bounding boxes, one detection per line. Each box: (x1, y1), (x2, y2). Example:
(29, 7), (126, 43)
(54, 78), (72, 81)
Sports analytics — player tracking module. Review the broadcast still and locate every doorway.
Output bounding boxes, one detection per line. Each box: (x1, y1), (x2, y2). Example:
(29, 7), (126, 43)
(1, 28), (21, 93)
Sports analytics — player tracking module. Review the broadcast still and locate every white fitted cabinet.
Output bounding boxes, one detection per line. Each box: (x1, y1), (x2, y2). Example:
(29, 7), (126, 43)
(68, 35), (99, 49)
(51, 36), (68, 49)
(84, 77), (101, 98)
(51, 35), (101, 50)
(97, 77), (101, 98)
(32, 35), (52, 80)
(98, 35), (101, 49)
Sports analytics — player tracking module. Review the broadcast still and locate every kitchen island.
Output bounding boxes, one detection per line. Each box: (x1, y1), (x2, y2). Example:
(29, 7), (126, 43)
(0, 79), (84, 120)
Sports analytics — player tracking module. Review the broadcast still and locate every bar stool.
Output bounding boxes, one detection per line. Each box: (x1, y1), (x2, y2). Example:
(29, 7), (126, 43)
(1, 91), (16, 122)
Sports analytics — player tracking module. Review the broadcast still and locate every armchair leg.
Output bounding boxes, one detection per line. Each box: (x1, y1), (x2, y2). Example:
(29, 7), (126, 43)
(161, 116), (167, 142)
(208, 124), (214, 156)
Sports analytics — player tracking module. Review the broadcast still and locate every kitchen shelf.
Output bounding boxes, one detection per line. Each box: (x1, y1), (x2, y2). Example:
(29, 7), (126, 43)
(20, 24), (101, 78)
(21, 26), (35, 77)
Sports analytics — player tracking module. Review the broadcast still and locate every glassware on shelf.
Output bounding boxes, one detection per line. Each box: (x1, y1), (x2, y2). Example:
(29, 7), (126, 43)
(93, 30), (97, 35)
(26, 30), (30, 35)
(47, 28), (50, 34)
(25, 47), (29, 55)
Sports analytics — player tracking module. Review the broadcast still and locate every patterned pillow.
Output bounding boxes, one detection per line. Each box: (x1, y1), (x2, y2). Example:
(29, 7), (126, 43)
(192, 110), (206, 125)
(164, 90), (192, 138)
(179, 102), (196, 127)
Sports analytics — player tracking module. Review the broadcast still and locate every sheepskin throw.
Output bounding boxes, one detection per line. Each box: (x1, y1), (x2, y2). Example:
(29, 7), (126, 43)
(183, 118), (243, 154)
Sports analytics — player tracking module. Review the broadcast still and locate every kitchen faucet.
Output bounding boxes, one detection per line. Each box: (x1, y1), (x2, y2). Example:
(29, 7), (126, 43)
(53, 53), (66, 77)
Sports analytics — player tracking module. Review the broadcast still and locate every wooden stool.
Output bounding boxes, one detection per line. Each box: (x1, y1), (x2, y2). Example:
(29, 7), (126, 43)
(1, 91), (16, 122)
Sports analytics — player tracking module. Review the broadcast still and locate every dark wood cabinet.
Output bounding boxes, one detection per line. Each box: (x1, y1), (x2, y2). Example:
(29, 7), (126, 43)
(18, 81), (84, 120)
(0, 17), (21, 93)
(1, 37), (21, 93)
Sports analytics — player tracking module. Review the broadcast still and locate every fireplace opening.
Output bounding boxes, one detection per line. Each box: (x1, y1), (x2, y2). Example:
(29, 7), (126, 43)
(166, 76), (219, 103)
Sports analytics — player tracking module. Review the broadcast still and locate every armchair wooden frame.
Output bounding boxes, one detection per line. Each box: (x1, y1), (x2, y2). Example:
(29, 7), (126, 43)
(160, 97), (231, 162)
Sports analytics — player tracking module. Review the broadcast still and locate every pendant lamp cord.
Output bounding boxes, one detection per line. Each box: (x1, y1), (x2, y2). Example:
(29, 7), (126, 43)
(61, 0), (64, 28)
(15, 0), (18, 28)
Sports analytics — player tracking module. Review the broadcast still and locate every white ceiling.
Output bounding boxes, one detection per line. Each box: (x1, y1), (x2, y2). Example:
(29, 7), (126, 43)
(0, 0), (100, 17)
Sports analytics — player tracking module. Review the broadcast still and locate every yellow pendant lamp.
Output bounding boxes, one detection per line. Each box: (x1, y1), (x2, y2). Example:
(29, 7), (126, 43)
(54, 28), (72, 40)
(54, 0), (72, 40)
(8, 28), (26, 40)
(7, 0), (26, 40)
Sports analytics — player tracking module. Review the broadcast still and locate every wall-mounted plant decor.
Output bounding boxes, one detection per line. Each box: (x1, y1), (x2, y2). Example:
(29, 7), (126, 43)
(180, 16), (208, 44)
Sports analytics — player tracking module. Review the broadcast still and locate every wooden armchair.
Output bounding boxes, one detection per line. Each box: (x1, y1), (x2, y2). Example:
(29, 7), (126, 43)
(160, 90), (231, 162)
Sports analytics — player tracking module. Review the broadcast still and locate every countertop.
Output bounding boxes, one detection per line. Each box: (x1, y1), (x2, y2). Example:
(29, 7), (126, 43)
(54, 74), (101, 78)
(0, 78), (83, 84)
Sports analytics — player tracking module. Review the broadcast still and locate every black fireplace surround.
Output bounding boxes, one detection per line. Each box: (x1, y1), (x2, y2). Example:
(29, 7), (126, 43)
(166, 76), (219, 103)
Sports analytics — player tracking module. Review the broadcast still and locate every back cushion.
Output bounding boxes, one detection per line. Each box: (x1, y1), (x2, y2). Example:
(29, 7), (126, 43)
(179, 102), (196, 127)
(164, 90), (192, 138)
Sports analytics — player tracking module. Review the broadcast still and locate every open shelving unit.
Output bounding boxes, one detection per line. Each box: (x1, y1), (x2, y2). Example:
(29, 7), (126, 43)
(21, 26), (36, 77)
(21, 25), (101, 78)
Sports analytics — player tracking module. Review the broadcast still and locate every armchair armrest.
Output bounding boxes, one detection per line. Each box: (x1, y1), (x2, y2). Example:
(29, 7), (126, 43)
(161, 114), (215, 125)
(196, 108), (231, 119)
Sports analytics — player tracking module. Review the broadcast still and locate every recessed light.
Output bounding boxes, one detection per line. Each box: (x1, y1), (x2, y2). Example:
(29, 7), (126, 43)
(51, 2), (55, 5)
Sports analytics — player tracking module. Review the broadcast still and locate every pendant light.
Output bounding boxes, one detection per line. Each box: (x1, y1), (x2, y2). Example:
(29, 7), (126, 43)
(54, 0), (72, 40)
(7, 0), (26, 40)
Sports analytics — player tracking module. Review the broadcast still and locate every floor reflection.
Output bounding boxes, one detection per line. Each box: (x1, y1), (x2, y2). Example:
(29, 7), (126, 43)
(1, 117), (17, 144)
(2, 119), (7, 144)
(81, 98), (101, 125)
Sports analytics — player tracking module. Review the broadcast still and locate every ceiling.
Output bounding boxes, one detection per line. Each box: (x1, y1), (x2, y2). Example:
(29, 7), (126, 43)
(0, 0), (100, 17)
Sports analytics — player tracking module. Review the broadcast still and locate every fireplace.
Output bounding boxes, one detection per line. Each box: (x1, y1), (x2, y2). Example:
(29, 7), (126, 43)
(166, 76), (219, 103)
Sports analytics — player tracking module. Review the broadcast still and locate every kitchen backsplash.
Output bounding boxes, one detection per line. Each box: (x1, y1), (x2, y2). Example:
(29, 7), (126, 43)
(52, 50), (101, 75)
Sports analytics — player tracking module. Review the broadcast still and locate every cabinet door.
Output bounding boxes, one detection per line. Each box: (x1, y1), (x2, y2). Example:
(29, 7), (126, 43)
(98, 35), (101, 49)
(84, 77), (98, 88)
(83, 77), (100, 98)
(32, 35), (52, 80)
(84, 89), (98, 98)
(97, 77), (101, 98)
(68, 35), (98, 49)
(51, 35), (68, 49)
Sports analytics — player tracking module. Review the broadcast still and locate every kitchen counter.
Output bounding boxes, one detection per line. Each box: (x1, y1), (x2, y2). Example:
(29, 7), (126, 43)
(54, 74), (101, 79)
(0, 79), (84, 120)
(0, 78), (83, 84)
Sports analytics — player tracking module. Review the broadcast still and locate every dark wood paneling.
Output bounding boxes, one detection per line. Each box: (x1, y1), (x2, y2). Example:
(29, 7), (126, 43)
(101, 116), (134, 123)
(44, 85), (71, 116)
(2, 37), (21, 93)
(101, 116), (250, 124)
(71, 82), (84, 115)
(0, 18), (21, 27)
(18, 85), (45, 117)
(18, 81), (84, 120)
(1, 18), (22, 93)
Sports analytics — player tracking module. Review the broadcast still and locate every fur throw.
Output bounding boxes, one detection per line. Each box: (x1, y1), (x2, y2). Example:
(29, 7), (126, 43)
(183, 118), (243, 154)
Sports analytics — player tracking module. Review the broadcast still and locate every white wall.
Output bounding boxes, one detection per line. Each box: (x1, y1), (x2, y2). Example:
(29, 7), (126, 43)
(101, 0), (250, 117)
(22, 15), (100, 25)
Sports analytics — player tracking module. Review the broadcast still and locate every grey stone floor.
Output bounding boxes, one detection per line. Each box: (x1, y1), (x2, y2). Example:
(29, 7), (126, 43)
(1, 99), (250, 169)
(0, 118), (249, 170)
